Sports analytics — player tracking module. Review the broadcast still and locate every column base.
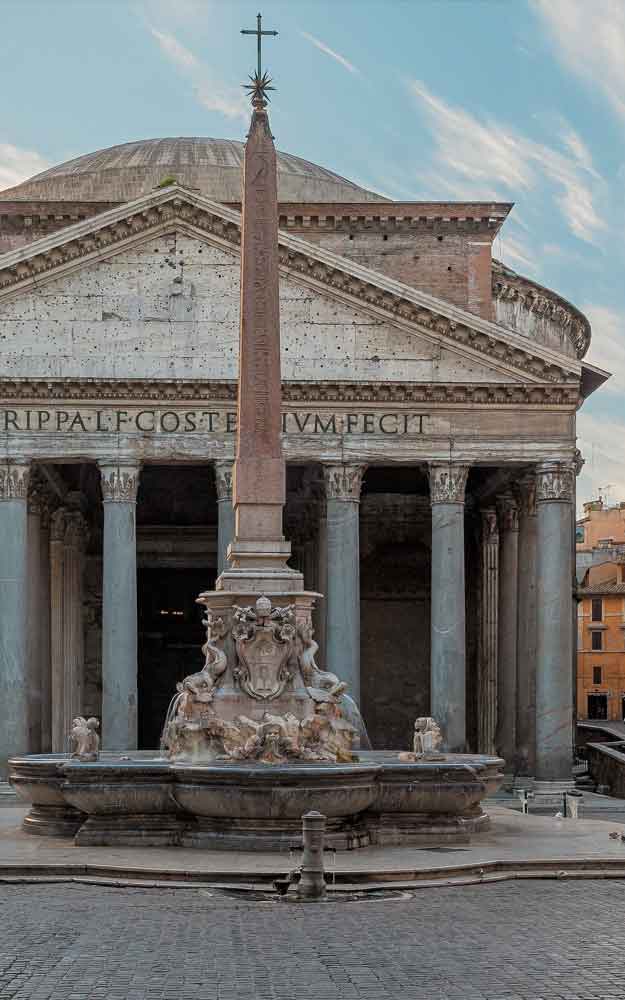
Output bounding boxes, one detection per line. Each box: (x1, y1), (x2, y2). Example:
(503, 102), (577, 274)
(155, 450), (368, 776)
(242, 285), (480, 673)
(532, 779), (575, 808)
(512, 775), (535, 791)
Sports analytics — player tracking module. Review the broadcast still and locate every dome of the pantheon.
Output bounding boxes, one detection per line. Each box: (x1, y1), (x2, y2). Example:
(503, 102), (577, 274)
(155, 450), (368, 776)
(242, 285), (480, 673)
(0, 137), (387, 204)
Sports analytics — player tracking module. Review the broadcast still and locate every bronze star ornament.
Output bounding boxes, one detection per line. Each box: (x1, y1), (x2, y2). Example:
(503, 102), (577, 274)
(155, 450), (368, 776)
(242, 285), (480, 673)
(244, 70), (275, 108)
(241, 13), (278, 108)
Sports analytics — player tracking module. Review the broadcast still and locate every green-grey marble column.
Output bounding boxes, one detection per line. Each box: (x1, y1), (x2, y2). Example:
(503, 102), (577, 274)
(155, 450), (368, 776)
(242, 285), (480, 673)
(39, 504), (52, 752)
(535, 460), (574, 786)
(214, 461), (234, 577)
(515, 473), (537, 779)
(314, 508), (328, 669)
(428, 463), (469, 753)
(478, 508), (498, 755)
(49, 508), (66, 752)
(62, 510), (87, 733)
(100, 463), (140, 750)
(496, 492), (519, 773)
(323, 464), (365, 708)
(26, 489), (43, 754)
(0, 461), (30, 775)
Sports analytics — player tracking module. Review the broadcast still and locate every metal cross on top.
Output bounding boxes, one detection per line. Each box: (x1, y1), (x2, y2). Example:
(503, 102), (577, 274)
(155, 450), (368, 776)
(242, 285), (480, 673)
(241, 12), (278, 79)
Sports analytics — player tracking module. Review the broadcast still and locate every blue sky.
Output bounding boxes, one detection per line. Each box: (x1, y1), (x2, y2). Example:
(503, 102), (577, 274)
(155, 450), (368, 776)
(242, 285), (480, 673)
(0, 0), (623, 508)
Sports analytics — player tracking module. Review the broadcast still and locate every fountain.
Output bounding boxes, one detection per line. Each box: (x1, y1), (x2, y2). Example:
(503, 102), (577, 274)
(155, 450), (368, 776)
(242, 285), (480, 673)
(8, 21), (503, 851)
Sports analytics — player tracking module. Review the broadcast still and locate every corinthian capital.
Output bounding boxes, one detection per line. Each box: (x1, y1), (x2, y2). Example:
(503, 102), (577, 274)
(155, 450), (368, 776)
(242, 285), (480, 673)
(536, 461), (574, 504)
(99, 463), (141, 503)
(213, 461), (233, 501)
(428, 463), (469, 505)
(0, 461), (30, 501)
(323, 464), (366, 502)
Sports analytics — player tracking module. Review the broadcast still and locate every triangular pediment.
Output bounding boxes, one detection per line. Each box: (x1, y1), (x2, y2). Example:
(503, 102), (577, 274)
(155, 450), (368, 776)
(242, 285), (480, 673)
(0, 185), (581, 386)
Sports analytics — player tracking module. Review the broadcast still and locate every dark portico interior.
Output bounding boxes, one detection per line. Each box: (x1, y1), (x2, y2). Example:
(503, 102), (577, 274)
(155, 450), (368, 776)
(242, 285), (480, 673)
(29, 459), (521, 751)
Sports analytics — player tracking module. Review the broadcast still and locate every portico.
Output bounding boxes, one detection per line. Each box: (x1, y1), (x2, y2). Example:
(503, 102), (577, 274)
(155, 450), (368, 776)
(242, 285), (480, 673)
(0, 165), (605, 784)
(0, 429), (578, 779)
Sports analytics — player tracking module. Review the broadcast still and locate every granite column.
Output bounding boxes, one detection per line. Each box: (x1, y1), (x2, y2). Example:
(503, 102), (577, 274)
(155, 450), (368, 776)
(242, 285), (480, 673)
(496, 492), (519, 773)
(478, 507), (498, 754)
(50, 509), (66, 751)
(62, 511), (87, 734)
(100, 463), (140, 750)
(39, 504), (52, 751)
(515, 473), (537, 780)
(0, 461), (30, 774)
(535, 460), (574, 787)
(428, 463), (469, 752)
(323, 464), (365, 706)
(315, 506), (328, 669)
(26, 489), (43, 753)
(214, 461), (234, 577)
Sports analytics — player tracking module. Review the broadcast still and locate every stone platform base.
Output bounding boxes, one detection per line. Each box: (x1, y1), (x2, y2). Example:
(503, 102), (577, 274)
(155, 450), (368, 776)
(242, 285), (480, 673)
(181, 817), (371, 852)
(75, 814), (183, 848)
(22, 803), (85, 838)
(369, 810), (490, 846)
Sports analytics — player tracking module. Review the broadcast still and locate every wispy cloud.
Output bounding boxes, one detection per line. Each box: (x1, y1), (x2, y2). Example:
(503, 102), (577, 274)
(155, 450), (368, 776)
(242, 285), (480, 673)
(532, 0), (625, 121)
(498, 233), (537, 275)
(577, 305), (625, 506)
(150, 27), (247, 121)
(582, 304), (625, 396)
(300, 31), (359, 75)
(408, 80), (607, 245)
(0, 143), (49, 192)
(577, 410), (625, 507)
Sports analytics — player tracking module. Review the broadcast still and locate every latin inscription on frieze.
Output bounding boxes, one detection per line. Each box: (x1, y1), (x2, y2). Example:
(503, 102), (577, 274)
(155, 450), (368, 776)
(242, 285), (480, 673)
(0, 408), (446, 435)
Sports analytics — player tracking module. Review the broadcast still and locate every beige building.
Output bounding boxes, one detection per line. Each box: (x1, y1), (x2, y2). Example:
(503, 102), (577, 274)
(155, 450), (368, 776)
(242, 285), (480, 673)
(0, 138), (608, 787)
(577, 499), (625, 722)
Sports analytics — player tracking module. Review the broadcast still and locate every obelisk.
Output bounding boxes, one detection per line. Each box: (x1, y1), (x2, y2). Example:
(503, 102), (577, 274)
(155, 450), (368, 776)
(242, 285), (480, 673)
(218, 54), (301, 591)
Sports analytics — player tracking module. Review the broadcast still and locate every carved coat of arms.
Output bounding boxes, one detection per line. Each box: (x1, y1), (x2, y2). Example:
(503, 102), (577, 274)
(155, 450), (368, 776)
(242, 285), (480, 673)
(232, 596), (296, 701)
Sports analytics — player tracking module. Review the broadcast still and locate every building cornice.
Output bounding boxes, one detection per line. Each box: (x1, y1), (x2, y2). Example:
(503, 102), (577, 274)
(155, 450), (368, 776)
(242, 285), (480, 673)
(492, 259), (591, 360)
(0, 185), (581, 385)
(0, 378), (580, 406)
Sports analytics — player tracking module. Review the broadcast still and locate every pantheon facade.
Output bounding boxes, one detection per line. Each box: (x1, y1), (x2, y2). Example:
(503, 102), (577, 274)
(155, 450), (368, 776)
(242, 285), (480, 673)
(0, 138), (607, 785)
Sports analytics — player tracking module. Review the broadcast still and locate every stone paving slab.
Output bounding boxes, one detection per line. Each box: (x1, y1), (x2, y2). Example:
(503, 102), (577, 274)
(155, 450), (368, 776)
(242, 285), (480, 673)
(3, 805), (625, 886)
(1, 879), (625, 1000)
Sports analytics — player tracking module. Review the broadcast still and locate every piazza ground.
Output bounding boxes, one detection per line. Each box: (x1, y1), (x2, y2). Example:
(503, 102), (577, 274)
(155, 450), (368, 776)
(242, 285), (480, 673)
(1, 879), (624, 1000)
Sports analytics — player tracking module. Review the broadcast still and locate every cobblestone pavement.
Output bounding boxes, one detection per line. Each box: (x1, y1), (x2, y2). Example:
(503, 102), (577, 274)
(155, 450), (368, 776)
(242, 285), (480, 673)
(1, 880), (625, 1000)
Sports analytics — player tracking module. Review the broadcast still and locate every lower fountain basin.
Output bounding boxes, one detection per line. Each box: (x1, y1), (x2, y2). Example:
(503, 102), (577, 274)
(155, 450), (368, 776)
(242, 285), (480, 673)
(9, 750), (504, 851)
(172, 760), (379, 850)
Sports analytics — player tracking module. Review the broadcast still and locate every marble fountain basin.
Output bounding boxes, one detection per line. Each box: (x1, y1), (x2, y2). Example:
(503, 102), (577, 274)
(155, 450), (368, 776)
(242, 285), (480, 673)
(9, 750), (504, 851)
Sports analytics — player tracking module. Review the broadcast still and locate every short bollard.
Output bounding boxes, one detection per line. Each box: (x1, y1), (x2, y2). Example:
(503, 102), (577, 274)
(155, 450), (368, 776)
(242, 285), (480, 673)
(297, 811), (327, 901)
(515, 788), (534, 815)
(564, 790), (583, 819)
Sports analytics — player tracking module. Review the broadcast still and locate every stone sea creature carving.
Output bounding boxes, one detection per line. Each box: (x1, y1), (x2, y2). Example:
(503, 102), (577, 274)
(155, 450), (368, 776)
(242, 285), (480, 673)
(297, 621), (347, 702)
(225, 713), (328, 764)
(301, 701), (357, 763)
(179, 614), (228, 707)
(70, 717), (100, 761)
(399, 717), (444, 762)
(232, 597), (295, 701)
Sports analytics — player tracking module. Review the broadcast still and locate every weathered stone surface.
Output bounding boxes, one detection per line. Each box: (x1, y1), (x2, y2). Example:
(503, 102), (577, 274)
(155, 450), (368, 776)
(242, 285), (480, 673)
(9, 749), (504, 851)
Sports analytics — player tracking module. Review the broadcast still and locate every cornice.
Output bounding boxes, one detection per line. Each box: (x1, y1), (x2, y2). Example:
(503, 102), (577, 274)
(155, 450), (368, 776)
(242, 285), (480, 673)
(492, 259), (591, 361)
(0, 378), (580, 406)
(274, 201), (511, 236)
(0, 185), (581, 386)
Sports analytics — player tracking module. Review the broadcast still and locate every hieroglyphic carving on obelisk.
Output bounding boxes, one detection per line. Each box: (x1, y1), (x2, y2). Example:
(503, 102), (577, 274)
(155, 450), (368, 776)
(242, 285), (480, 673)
(224, 16), (300, 584)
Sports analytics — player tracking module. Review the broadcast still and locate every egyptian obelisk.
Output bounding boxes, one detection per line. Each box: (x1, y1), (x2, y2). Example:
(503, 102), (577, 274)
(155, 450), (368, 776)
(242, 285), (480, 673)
(218, 24), (302, 592)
